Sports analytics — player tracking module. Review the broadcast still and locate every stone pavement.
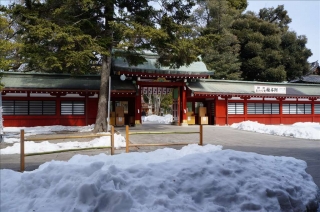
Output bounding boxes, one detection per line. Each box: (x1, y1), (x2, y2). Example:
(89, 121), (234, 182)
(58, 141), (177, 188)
(1, 123), (320, 188)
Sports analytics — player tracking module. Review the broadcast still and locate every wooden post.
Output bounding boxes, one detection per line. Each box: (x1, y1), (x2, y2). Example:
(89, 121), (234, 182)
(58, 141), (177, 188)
(126, 125), (129, 153)
(111, 125), (114, 155)
(20, 129), (25, 172)
(199, 125), (203, 146)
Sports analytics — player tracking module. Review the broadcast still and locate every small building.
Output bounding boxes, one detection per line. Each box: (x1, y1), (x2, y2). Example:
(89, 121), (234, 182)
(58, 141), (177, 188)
(187, 79), (320, 125)
(1, 73), (136, 126)
(290, 61), (320, 84)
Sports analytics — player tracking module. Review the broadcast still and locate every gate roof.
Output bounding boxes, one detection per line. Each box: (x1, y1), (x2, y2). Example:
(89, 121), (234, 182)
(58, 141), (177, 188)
(112, 53), (213, 78)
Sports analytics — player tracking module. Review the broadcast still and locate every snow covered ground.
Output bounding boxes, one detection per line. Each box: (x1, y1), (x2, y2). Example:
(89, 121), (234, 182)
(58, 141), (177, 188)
(0, 124), (126, 154)
(1, 117), (319, 211)
(1, 118), (319, 155)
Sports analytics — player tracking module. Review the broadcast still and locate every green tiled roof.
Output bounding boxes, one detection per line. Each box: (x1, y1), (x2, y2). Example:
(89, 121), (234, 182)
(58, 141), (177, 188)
(188, 79), (320, 97)
(112, 54), (212, 75)
(1, 72), (136, 91)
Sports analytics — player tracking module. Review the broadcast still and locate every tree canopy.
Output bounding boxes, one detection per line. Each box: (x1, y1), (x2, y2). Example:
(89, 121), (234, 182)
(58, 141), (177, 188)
(192, 0), (242, 80)
(232, 5), (312, 82)
(0, 1), (314, 129)
(3, 0), (203, 132)
(0, 8), (22, 72)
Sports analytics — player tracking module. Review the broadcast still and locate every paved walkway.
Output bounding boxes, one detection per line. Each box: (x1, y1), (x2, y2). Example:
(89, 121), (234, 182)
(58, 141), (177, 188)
(1, 123), (319, 188)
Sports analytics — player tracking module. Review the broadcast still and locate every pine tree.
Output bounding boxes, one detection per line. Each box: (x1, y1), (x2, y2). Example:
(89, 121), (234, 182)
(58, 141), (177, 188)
(233, 12), (286, 82)
(192, 0), (242, 80)
(5, 0), (201, 132)
(233, 5), (312, 82)
(0, 8), (22, 72)
(258, 5), (311, 81)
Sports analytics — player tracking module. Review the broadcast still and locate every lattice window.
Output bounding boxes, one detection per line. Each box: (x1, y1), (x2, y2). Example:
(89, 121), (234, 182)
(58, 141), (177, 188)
(2, 101), (56, 115)
(283, 104), (311, 114)
(61, 101), (84, 115)
(247, 103), (279, 114)
(315, 104), (320, 114)
(228, 103), (244, 114)
(3, 101), (14, 115)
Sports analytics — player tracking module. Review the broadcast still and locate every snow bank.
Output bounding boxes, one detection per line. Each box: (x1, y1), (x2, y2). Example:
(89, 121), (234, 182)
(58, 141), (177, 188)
(1, 145), (318, 212)
(145, 114), (173, 124)
(231, 121), (320, 140)
(0, 134), (126, 155)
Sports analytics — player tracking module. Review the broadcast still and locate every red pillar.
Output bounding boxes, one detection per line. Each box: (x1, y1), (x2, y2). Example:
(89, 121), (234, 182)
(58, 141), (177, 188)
(311, 99), (314, 122)
(243, 97), (248, 121)
(278, 97), (284, 124)
(56, 93), (61, 125)
(135, 85), (141, 125)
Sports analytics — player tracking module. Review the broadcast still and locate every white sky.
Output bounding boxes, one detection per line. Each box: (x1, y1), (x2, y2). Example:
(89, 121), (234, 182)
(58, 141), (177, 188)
(1, 116), (319, 211)
(246, 0), (320, 63)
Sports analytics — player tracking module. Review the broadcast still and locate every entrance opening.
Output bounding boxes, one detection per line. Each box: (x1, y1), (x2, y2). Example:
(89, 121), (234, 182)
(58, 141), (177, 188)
(141, 86), (175, 126)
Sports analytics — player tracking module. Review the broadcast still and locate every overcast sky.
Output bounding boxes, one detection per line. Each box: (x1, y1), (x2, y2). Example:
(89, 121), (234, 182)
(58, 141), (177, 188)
(246, 0), (320, 63)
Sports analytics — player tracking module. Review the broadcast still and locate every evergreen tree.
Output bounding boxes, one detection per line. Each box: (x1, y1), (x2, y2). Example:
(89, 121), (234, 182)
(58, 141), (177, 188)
(233, 5), (312, 82)
(192, 0), (242, 80)
(0, 8), (22, 72)
(281, 32), (312, 81)
(232, 13), (285, 81)
(5, 0), (201, 132)
(258, 5), (311, 81)
(258, 5), (291, 31)
(160, 92), (173, 114)
(143, 92), (173, 115)
(227, 0), (247, 11)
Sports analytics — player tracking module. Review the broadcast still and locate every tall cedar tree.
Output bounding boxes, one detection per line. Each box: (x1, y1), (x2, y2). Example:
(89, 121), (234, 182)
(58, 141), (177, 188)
(233, 5), (311, 82)
(0, 8), (23, 88)
(191, 0), (243, 80)
(7, 0), (202, 132)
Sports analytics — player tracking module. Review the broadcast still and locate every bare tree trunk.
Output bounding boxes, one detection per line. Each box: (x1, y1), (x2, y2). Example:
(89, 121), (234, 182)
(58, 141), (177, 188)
(93, 55), (110, 132)
(154, 94), (163, 115)
(93, 1), (113, 132)
(148, 94), (152, 115)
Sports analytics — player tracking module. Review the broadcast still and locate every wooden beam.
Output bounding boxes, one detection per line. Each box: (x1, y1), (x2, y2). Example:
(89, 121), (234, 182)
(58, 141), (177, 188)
(111, 126), (114, 155)
(20, 130), (25, 172)
(129, 143), (193, 147)
(137, 81), (184, 87)
(25, 133), (111, 142)
(199, 125), (203, 146)
(126, 125), (129, 153)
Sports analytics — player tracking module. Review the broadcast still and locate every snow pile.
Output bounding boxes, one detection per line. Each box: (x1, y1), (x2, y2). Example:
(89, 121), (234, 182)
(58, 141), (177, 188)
(145, 114), (173, 124)
(0, 144), (318, 211)
(231, 121), (320, 140)
(0, 134), (126, 155)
